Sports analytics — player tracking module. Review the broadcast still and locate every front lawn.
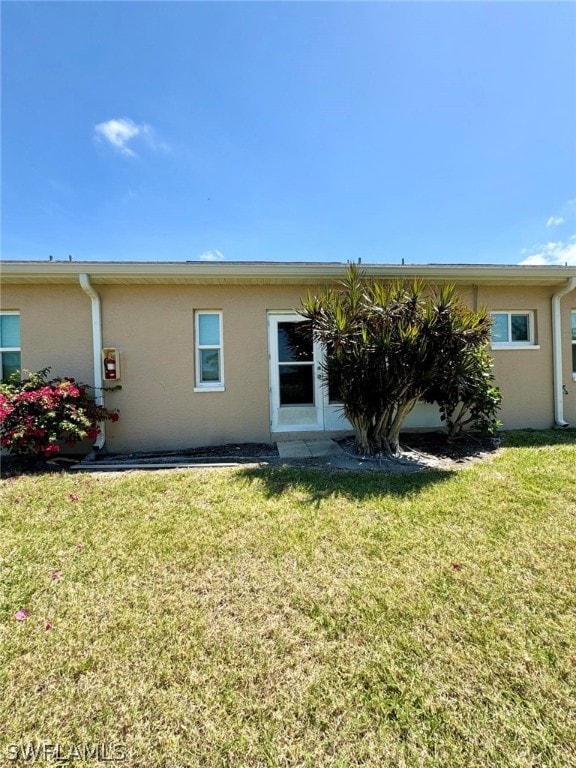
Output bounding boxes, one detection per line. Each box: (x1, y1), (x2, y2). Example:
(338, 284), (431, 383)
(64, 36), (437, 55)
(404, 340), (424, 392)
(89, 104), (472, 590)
(1, 430), (575, 767)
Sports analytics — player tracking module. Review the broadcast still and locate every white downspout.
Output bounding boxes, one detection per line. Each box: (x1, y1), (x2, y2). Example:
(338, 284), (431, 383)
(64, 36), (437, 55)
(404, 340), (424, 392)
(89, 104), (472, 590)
(551, 276), (576, 427)
(79, 273), (106, 451)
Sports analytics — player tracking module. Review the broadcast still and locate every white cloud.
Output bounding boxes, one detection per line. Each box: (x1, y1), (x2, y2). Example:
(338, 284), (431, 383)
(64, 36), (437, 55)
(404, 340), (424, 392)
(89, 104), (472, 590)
(199, 250), (225, 261)
(546, 216), (564, 227)
(519, 239), (576, 266)
(94, 118), (151, 157)
(519, 254), (549, 266)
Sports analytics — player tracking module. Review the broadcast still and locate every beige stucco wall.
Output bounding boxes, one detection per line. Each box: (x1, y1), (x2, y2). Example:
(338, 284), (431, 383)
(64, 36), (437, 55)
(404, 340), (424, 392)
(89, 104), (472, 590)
(96, 283), (314, 451)
(2, 280), (575, 451)
(477, 285), (554, 430)
(563, 299), (576, 426)
(1, 285), (94, 382)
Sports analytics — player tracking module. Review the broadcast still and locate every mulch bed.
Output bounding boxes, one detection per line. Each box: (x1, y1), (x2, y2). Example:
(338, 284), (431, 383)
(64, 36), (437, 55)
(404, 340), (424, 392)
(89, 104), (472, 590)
(1, 435), (500, 477)
(1, 455), (75, 478)
(338, 432), (500, 462)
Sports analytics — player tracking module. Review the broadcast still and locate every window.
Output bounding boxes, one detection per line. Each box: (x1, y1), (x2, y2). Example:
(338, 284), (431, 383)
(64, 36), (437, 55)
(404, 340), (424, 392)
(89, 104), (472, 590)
(490, 311), (537, 348)
(195, 311), (224, 391)
(570, 312), (576, 381)
(0, 312), (21, 380)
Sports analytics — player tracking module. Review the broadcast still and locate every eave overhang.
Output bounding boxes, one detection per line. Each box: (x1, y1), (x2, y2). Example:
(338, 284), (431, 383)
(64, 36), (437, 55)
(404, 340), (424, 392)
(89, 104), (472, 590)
(1, 260), (575, 287)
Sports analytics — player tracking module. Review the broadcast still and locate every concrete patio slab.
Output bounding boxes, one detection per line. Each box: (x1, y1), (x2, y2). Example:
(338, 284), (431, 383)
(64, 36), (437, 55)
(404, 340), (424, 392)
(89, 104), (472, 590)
(304, 439), (344, 457)
(277, 440), (313, 458)
(277, 439), (344, 458)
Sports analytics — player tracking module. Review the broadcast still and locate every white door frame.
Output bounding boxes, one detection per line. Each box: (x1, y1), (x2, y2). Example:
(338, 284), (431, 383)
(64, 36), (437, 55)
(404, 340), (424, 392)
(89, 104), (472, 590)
(268, 313), (325, 432)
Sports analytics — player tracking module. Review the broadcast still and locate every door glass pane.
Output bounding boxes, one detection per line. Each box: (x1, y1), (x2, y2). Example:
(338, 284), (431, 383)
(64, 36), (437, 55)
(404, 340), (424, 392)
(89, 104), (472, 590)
(571, 312), (576, 342)
(511, 314), (529, 342)
(328, 390), (343, 404)
(278, 322), (313, 362)
(0, 315), (20, 347)
(1, 351), (20, 380)
(198, 314), (220, 346)
(200, 349), (220, 382)
(491, 313), (509, 343)
(572, 346), (576, 375)
(328, 375), (343, 403)
(279, 364), (314, 405)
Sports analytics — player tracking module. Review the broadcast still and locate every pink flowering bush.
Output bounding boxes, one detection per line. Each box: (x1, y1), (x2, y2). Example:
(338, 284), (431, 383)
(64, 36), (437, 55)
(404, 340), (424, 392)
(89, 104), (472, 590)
(0, 368), (119, 459)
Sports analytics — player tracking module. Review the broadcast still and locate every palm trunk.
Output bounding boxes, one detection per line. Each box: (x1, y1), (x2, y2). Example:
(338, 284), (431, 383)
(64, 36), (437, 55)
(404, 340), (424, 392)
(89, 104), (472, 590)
(447, 401), (469, 438)
(385, 397), (419, 456)
(347, 413), (371, 455)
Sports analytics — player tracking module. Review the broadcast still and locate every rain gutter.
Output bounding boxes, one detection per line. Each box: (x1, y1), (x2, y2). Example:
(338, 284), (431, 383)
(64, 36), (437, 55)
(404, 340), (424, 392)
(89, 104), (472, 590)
(551, 276), (576, 427)
(79, 273), (105, 450)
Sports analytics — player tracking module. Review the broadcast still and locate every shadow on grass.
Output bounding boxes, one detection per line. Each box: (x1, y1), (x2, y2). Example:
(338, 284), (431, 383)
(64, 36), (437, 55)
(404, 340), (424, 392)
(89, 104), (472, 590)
(239, 464), (455, 503)
(500, 428), (576, 449)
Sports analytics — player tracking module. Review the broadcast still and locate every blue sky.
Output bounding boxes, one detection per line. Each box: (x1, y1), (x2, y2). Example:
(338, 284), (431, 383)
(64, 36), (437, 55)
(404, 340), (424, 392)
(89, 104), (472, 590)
(2, 1), (575, 265)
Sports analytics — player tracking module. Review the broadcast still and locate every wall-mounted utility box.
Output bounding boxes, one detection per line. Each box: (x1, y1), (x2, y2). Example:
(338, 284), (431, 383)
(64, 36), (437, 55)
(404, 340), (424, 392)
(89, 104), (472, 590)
(102, 348), (121, 381)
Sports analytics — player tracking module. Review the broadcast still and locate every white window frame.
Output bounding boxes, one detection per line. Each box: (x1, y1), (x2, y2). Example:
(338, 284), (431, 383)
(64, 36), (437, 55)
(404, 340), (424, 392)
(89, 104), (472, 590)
(571, 310), (576, 381)
(194, 310), (225, 392)
(490, 311), (539, 350)
(0, 311), (21, 379)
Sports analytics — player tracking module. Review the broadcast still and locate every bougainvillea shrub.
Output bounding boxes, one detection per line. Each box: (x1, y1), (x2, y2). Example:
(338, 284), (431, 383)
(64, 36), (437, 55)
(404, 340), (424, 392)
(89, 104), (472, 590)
(0, 368), (119, 459)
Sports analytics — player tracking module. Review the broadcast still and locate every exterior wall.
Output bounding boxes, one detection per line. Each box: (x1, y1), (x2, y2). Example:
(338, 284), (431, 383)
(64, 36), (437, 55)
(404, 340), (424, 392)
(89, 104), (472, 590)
(2, 279), (575, 452)
(3, 281), (312, 451)
(478, 284), (556, 430)
(1, 285), (94, 383)
(563, 295), (576, 426)
(96, 283), (314, 451)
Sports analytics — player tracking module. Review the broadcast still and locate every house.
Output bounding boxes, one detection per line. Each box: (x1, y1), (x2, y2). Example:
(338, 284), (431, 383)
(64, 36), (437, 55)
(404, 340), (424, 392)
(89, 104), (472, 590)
(1, 260), (575, 453)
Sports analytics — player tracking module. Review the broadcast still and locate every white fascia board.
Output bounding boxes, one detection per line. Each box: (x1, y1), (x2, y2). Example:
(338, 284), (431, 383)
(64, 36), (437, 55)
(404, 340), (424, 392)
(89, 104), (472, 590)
(2, 260), (576, 286)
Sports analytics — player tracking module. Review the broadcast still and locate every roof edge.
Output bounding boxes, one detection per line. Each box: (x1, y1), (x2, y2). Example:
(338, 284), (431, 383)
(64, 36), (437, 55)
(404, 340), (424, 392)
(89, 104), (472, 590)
(2, 260), (575, 286)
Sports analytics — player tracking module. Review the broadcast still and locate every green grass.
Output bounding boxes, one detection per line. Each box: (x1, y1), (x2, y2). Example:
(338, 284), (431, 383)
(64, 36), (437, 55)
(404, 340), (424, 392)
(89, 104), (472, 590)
(1, 430), (575, 767)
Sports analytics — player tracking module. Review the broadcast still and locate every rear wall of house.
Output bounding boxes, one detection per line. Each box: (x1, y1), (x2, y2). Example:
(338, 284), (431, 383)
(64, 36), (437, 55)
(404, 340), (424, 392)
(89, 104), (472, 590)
(2, 281), (575, 451)
(479, 285), (552, 429)
(96, 283), (299, 451)
(3, 283), (325, 451)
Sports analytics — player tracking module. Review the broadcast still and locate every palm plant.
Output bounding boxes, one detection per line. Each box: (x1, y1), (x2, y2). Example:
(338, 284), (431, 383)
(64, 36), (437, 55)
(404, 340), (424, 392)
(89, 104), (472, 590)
(300, 265), (498, 456)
